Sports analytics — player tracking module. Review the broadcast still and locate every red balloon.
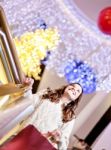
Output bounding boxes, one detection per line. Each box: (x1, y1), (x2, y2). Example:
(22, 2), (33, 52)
(98, 7), (111, 35)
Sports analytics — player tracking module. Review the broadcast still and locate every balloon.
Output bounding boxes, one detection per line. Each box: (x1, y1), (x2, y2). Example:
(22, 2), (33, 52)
(98, 7), (111, 35)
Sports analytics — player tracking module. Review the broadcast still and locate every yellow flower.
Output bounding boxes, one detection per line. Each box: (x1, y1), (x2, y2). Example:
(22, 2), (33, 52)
(14, 28), (60, 79)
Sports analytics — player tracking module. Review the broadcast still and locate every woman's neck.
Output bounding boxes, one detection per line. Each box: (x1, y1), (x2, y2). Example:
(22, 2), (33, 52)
(61, 95), (69, 105)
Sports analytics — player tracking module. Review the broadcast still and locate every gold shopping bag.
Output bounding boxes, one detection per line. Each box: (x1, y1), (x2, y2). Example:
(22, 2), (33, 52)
(0, 6), (31, 145)
(0, 5), (26, 106)
(0, 6), (24, 85)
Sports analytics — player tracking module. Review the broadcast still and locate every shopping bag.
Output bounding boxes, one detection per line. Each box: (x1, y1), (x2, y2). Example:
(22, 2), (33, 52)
(0, 125), (57, 150)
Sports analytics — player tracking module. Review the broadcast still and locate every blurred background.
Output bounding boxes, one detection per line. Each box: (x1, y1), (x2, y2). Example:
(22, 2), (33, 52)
(0, 0), (111, 149)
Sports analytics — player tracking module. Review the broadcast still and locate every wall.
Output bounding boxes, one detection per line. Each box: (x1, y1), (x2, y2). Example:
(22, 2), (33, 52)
(92, 122), (111, 150)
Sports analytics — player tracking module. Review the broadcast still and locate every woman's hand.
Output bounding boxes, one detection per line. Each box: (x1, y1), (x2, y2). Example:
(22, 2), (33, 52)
(43, 129), (61, 144)
(23, 77), (34, 86)
(22, 77), (34, 91)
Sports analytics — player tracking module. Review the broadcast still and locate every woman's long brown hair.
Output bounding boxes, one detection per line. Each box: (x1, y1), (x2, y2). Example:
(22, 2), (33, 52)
(41, 83), (83, 123)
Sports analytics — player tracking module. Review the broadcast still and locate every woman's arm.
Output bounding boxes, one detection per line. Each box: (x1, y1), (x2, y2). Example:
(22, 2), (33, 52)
(42, 118), (75, 149)
(58, 119), (75, 150)
(32, 89), (47, 108)
(22, 77), (34, 97)
(21, 77), (40, 107)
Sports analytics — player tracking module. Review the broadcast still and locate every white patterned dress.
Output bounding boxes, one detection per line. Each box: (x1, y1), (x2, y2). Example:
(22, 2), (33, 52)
(24, 90), (75, 150)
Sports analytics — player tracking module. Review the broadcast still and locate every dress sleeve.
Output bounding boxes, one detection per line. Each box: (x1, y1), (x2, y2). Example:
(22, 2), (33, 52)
(22, 89), (47, 126)
(32, 89), (47, 108)
(58, 119), (75, 150)
(23, 89), (47, 108)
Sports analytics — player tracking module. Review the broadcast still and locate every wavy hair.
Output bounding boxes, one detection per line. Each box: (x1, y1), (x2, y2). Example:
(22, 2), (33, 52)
(42, 83), (83, 123)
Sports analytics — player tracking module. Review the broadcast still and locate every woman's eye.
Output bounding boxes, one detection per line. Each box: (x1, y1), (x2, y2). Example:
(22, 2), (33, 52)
(77, 90), (80, 93)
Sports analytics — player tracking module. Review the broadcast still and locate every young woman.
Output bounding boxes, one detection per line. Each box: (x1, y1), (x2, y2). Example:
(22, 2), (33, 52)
(23, 78), (83, 150)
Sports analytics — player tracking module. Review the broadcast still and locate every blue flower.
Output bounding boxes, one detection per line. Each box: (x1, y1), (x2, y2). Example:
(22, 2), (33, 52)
(64, 60), (97, 94)
(36, 18), (47, 30)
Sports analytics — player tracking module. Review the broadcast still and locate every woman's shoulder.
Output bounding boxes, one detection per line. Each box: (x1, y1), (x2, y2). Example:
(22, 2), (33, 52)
(37, 89), (48, 96)
(32, 89), (48, 104)
(33, 89), (47, 98)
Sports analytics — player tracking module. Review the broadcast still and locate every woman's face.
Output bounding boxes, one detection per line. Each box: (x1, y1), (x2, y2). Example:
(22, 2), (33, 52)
(64, 84), (82, 101)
